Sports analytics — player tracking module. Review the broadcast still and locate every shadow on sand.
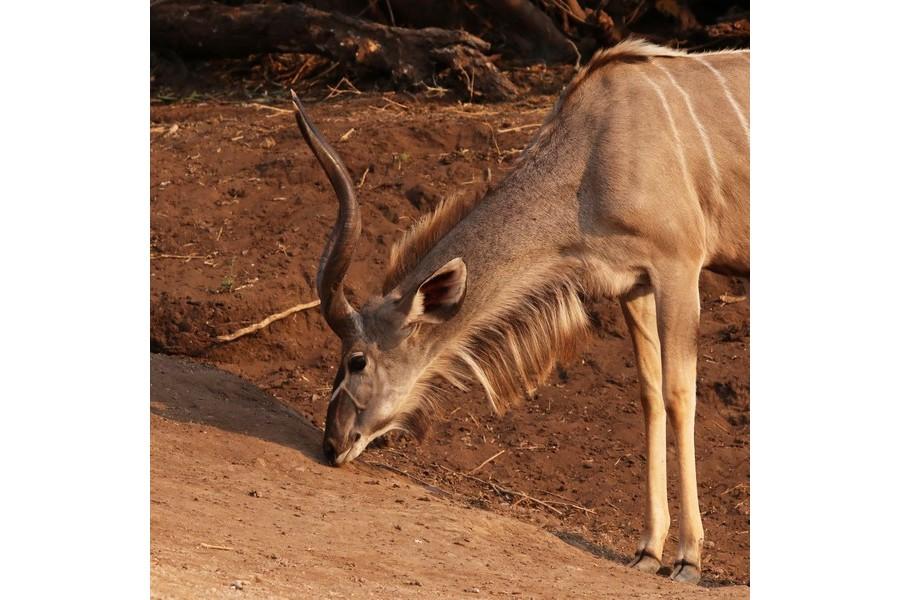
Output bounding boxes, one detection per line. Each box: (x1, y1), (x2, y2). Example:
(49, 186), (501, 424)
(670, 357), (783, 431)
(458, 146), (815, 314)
(150, 353), (325, 463)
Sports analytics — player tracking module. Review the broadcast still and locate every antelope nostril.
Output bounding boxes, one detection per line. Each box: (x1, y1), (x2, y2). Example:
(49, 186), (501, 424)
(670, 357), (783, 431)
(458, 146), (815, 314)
(351, 431), (362, 444)
(323, 438), (338, 466)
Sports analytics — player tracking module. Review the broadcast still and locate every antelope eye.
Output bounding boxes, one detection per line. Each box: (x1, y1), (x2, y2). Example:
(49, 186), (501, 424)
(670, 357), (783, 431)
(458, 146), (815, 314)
(348, 353), (367, 373)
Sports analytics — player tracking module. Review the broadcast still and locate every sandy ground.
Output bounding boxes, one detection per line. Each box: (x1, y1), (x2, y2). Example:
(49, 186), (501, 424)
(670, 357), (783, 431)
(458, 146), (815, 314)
(151, 354), (747, 599)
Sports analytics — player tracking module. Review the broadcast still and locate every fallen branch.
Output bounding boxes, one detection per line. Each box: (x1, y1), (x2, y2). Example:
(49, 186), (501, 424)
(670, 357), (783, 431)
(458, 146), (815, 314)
(719, 482), (749, 497)
(435, 463), (563, 516)
(540, 499), (599, 515)
(718, 294), (748, 304)
(216, 299), (320, 343)
(380, 95), (410, 111)
(199, 542), (235, 551)
(150, 253), (210, 261)
(356, 166), (370, 190)
(483, 0), (576, 62)
(361, 460), (452, 497)
(240, 102), (294, 115)
(468, 449), (506, 475)
(497, 123), (541, 134)
(538, 489), (599, 516)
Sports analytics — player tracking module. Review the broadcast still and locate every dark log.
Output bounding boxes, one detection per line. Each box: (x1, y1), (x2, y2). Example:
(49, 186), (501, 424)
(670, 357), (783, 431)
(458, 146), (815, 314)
(150, 2), (518, 101)
(431, 44), (519, 102)
(482, 0), (576, 61)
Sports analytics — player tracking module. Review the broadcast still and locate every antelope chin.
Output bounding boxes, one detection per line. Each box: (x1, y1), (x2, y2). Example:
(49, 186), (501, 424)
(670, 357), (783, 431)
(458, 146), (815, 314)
(333, 421), (399, 466)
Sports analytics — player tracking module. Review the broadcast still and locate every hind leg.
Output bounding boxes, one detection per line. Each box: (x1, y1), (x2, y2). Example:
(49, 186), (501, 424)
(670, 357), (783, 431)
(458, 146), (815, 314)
(621, 286), (669, 574)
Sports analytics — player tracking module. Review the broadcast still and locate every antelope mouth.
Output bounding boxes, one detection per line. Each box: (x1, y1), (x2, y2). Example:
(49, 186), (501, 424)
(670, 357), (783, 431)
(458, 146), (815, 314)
(322, 434), (363, 467)
(323, 422), (397, 467)
(322, 428), (367, 467)
(333, 444), (364, 466)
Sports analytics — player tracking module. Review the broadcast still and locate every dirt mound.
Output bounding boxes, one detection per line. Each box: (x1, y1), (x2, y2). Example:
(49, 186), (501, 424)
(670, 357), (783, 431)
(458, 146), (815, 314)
(150, 96), (749, 588)
(151, 354), (747, 599)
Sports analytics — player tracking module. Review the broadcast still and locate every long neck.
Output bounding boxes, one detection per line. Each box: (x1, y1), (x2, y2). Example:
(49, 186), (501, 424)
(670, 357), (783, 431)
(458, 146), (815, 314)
(399, 125), (589, 348)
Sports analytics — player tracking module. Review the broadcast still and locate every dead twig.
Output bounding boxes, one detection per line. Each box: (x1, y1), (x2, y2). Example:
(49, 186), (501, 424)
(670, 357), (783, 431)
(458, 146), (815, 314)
(485, 123), (502, 160)
(497, 123), (541, 134)
(338, 127), (356, 142)
(288, 55), (317, 86)
(380, 95), (409, 111)
(325, 77), (361, 100)
(719, 482), (749, 497)
(434, 464), (563, 516)
(241, 102), (294, 115)
(567, 38), (582, 69)
(356, 166), (370, 190)
(711, 419), (732, 435)
(538, 490), (599, 516)
(233, 277), (259, 292)
(216, 300), (320, 343)
(419, 79), (449, 98)
(199, 543), (235, 551)
(361, 460), (451, 497)
(468, 449), (506, 475)
(150, 253), (210, 261)
(541, 499), (599, 516)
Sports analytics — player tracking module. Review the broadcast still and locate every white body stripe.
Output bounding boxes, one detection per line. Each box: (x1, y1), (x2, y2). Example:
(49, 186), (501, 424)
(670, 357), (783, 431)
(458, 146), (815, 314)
(653, 62), (721, 185)
(638, 71), (694, 200)
(692, 55), (750, 139)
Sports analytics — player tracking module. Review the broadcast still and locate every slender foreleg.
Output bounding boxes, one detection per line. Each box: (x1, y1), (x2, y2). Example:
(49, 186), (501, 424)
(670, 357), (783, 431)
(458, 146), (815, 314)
(654, 264), (704, 584)
(620, 287), (669, 574)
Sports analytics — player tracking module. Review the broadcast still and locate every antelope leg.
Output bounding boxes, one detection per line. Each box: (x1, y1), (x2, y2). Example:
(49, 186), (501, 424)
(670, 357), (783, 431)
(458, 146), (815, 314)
(620, 287), (669, 574)
(654, 264), (704, 584)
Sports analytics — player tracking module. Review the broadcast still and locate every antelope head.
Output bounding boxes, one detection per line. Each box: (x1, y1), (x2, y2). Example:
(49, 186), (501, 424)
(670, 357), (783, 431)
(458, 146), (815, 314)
(290, 92), (468, 466)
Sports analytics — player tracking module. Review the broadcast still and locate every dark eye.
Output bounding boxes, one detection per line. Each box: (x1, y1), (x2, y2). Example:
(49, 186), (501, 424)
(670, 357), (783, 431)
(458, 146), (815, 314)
(348, 353), (367, 373)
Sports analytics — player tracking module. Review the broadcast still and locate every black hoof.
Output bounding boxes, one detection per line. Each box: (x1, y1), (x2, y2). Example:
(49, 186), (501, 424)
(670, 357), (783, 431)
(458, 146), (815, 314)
(670, 559), (701, 584)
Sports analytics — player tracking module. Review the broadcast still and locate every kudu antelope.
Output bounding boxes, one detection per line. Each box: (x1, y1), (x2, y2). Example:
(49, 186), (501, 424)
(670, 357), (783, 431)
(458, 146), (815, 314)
(290, 39), (749, 584)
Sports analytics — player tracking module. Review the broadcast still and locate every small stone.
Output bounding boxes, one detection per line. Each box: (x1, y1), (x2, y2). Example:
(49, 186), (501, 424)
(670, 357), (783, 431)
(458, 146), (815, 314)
(230, 580), (244, 590)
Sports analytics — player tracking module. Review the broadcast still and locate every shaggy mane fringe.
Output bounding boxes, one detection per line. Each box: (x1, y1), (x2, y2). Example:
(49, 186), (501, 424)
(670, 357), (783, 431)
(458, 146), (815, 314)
(396, 263), (592, 440)
(382, 193), (479, 294)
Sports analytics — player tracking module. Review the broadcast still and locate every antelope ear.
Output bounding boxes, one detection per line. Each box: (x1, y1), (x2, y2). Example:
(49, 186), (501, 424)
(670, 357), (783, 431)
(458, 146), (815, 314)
(405, 258), (467, 325)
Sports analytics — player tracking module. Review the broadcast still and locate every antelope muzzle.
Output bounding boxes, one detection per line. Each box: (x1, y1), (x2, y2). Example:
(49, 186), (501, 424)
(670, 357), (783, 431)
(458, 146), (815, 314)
(322, 391), (360, 467)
